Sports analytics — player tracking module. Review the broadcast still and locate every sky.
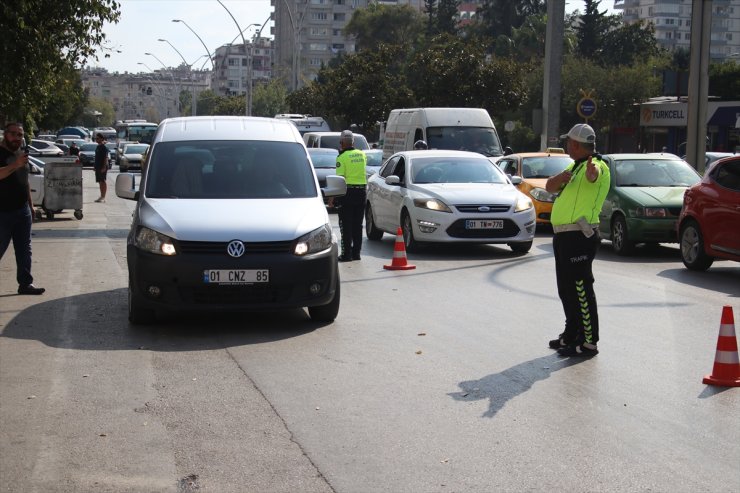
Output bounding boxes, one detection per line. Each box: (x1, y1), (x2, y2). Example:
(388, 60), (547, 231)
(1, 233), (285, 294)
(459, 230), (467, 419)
(90, 0), (618, 74)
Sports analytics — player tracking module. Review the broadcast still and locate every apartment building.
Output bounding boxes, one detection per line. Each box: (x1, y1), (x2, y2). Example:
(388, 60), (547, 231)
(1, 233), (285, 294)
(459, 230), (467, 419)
(211, 37), (274, 97)
(614, 0), (740, 60)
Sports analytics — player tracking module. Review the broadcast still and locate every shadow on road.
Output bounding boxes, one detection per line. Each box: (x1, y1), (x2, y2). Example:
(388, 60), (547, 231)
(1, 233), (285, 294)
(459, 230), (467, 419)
(448, 354), (590, 418)
(1, 288), (329, 352)
(657, 267), (740, 298)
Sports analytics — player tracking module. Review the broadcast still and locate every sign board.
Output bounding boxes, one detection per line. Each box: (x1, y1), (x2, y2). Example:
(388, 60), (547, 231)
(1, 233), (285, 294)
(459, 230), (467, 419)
(577, 97), (597, 120)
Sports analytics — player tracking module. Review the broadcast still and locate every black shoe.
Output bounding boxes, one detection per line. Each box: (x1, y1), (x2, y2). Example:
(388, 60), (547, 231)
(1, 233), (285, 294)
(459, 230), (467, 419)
(548, 337), (568, 349)
(557, 343), (598, 357)
(338, 256), (352, 263)
(18, 284), (45, 295)
(352, 254), (361, 260)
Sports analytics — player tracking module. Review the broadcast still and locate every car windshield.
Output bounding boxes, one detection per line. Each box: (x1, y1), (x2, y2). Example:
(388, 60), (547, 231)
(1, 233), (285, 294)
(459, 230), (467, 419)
(411, 156), (509, 184)
(80, 144), (98, 152)
(615, 159), (702, 187)
(426, 127), (503, 157)
(364, 151), (383, 167)
(308, 151), (337, 169)
(146, 141), (318, 199)
(521, 156), (572, 178)
(124, 145), (148, 154)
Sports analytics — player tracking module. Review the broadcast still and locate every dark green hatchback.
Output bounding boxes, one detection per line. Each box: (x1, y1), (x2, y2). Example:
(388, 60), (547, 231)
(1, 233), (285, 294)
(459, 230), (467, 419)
(598, 153), (701, 255)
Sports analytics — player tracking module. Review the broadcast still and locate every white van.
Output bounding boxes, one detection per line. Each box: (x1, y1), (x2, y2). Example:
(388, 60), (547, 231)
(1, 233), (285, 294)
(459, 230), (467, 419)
(275, 114), (331, 135)
(382, 108), (504, 160)
(115, 116), (347, 324)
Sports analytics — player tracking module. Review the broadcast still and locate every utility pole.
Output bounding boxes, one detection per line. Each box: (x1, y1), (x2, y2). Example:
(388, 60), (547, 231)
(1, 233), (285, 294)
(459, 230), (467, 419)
(541, 0), (566, 151)
(686, 0), (712, 173)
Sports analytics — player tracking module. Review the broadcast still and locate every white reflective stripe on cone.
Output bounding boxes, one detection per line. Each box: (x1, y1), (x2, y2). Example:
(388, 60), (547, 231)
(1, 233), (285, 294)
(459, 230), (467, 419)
(714, 350), (740, 365)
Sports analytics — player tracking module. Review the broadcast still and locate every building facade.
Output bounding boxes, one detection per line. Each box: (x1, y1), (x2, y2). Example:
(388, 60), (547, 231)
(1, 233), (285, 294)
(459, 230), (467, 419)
(614, 0), (740, 60)
(212, 37), (273, 97)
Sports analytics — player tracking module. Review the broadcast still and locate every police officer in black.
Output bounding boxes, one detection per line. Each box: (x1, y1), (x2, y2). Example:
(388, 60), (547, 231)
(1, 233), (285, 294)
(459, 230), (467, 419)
(335, 130), (367, 262)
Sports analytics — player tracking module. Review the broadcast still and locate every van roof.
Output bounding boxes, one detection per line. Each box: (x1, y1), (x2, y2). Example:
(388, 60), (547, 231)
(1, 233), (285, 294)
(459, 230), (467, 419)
(390, 108), (493, 127)
(155, 116), (303, 143)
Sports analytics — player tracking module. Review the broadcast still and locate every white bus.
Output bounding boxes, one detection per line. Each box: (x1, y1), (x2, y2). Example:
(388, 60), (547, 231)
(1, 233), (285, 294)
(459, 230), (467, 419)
(114, 120), (158, 145)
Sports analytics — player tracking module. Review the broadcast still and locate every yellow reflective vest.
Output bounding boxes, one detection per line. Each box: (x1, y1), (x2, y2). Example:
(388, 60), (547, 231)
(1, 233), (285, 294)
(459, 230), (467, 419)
(336, 148), (367, 185)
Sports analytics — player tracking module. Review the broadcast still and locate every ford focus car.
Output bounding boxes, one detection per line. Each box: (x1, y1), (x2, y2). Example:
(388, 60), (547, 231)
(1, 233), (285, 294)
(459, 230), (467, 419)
(115, 116), (347, 324)
(365, 150), (535, 253)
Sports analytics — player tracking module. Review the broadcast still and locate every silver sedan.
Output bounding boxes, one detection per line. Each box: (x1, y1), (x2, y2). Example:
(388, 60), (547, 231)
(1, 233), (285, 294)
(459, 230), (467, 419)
(365, 150), (536, 253)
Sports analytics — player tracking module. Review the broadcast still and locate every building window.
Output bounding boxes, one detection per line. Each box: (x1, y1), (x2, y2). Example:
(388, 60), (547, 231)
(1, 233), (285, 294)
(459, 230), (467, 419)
(309, 58), (322, 66)
(333, 13), (345, 21)
(311, 12), (328, 20)
(310, 27), (329, 36)
(228, 58), (238, 66)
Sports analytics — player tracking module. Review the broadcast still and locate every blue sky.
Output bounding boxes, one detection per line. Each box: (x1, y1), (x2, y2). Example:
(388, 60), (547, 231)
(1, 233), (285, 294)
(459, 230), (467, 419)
(90, 0), (618, 74)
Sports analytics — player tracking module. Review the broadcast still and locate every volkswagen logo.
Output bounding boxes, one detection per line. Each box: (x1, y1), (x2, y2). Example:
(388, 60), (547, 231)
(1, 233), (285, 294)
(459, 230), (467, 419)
(226, 240), (245, 258)
(478, 206), (491, 212)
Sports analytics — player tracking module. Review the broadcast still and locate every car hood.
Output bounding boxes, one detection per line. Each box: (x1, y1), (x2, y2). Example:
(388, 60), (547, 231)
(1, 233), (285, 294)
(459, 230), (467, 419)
(411, 183), (520, 204)
(616, 187), (688, 206)
(139, 197), (329, 242)
(522, 178), (548, 189)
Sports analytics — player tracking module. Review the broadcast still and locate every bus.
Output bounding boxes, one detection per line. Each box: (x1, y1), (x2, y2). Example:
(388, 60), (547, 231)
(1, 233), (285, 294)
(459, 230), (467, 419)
(92, 127), (117, 143)
(114, 120), (158, 145)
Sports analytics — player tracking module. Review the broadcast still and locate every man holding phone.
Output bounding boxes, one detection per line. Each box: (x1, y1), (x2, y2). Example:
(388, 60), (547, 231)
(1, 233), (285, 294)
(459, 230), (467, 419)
(0, 122), (45, 295)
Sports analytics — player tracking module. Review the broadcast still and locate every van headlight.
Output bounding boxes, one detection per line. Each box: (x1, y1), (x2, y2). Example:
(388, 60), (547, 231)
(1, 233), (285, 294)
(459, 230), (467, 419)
(514, 194), (534, 212)
(294, 224), (333, 256)
(135, 227), (177, 255)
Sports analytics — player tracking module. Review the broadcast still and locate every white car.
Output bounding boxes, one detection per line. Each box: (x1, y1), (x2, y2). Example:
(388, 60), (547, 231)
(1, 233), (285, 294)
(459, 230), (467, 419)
(118, 143), (149, 172)
(365, 150), (536, 252)
(28, 156), (45, 207)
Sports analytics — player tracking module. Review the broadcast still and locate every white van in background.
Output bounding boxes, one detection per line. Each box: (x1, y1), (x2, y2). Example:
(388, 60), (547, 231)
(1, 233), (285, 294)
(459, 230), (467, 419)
(382, 108), (504, 160)
(275, 114), (331, 135)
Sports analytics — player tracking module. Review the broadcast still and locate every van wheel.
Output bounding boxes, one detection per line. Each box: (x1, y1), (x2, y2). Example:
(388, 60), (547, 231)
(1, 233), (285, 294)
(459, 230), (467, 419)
(365, 204), (383, 241)
(308, 274), (340, 322)
(508, 241), (532, 253)
(680, 219), (713, 271)
(128, 282), (155, 325)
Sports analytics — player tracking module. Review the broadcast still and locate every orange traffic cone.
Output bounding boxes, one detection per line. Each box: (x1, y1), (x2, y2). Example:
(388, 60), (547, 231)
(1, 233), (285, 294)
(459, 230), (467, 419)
(703, 306), (740, 387)
(383, 227), (416, 271)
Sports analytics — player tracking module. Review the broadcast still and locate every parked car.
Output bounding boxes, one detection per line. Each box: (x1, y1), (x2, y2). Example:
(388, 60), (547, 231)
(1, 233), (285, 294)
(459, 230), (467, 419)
(55, 143), (70, 155)
(28, 139), (64, 156)
(118, 143), (149, 172)
(36, 134), (56, 142)
(363, 149), (384, 177)
(597, 153), (702, 255)
(106, 142), (117, 166)
(77, 143), (98, 167)
(677, 155), (740, 270)
(56, 138), (87, 149)
(365, 150), (535, 253)
(496, 150), (573, 225)
(114, 115), (347, 324)
(304, 131), (370, 151)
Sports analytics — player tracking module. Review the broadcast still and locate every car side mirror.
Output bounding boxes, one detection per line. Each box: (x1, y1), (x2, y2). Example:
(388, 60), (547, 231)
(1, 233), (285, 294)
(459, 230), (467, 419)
(385, 175), (400, 186)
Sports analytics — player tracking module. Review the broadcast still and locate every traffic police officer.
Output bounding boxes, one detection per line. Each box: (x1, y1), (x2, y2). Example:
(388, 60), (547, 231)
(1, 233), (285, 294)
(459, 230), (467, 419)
(545, 123), (610, 357)
(335, 130), (367, 262)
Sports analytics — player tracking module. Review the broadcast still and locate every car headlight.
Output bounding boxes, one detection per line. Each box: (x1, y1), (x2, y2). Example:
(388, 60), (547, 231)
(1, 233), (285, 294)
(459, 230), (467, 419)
(294, 224), (333, 256)
(413, 198), (452, 213)
(514, 194), (534, 212)
(529, 187), (557, 203)
(633, 207), (667, 218)
(135, 227), (177, 255)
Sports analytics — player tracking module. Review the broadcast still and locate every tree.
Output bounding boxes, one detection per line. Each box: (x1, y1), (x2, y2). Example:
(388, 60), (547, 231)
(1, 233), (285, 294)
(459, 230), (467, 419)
(436, 0), (460, 36)
(423, 0), (436, 37)
(343, 4), (424, 52)
(84, 97), (116, 127)
(195, 90), (220, 116)
(574, 0), (618, 60)
(36, 63), (87, 132)
(476, 0), (545, 39)
(252, 79), (290, 118)
(0, 1), (121, 128)
(597, 20), (662, 67)
(709, 61), (740, 100)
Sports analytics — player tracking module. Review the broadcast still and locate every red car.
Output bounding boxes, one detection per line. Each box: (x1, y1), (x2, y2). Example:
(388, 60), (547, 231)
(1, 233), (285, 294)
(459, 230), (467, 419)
(677, 155), (740, 270)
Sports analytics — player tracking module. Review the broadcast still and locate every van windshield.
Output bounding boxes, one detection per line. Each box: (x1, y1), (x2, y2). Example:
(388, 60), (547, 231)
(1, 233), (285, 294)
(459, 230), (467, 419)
(145, 141), (318, 199)
(426, 127), (502, 157)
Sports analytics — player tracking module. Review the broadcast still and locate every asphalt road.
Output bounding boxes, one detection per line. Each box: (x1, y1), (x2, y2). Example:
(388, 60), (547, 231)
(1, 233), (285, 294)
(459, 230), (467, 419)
(1, 169), (739, 492)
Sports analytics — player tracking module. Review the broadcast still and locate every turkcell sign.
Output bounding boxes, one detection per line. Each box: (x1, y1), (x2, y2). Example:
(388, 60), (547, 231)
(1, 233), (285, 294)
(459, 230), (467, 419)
(640, 103), (688, 126)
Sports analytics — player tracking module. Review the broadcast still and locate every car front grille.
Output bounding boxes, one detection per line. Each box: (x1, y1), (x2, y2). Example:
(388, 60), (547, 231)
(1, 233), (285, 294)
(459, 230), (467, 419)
(446, 219), (521, 238)
(455, 204), (512, 213)
(181, 284), (293, 305)
(177, 240), (294, 255)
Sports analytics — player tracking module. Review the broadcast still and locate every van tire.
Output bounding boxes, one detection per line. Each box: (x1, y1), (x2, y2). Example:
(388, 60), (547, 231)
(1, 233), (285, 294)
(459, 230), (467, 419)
(308, 274), (340, 322)
(365, 204), (384, 241)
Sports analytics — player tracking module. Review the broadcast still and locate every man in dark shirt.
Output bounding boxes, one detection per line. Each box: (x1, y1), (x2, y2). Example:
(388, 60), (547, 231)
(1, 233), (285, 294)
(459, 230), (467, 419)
(0, 123), (45, 295)
(93, 133), (108, 202)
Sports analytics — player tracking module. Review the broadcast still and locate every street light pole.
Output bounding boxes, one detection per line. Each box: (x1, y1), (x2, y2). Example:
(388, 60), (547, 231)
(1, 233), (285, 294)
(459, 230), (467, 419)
(216, 0), (257, 116)
(171, 19), (214, 69)
(158, 38), (197, 116)
(144, 52), (181, 116)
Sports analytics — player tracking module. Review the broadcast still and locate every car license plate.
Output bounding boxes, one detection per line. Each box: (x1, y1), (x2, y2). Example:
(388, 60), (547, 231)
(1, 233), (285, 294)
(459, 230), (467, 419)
(203, 269), (269, 284)
(465, 219), (504, 229)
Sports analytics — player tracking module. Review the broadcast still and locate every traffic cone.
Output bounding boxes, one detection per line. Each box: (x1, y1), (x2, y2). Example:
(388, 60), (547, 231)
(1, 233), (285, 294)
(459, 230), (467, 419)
(703, 306), (740, 387)
(383, 227), (416, 271)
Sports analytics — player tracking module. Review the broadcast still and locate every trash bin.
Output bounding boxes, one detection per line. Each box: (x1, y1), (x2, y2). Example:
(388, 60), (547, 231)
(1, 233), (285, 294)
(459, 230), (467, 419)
(43, 161), (83, 220)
